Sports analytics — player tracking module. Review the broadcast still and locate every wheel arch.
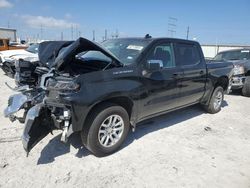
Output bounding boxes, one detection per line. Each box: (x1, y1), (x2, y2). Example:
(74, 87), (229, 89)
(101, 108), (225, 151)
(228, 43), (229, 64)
(82, 96), (134, 130)
(214, 76), (229, 91)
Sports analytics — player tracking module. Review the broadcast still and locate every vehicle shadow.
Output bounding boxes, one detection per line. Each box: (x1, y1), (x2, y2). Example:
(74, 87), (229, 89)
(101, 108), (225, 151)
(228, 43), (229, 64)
(123, 105), (203, 148)
(123, 101), (228, 149)
(37, 133), (91, 165)
(37, 102), (229, 164)
(228, 89), (243, 96)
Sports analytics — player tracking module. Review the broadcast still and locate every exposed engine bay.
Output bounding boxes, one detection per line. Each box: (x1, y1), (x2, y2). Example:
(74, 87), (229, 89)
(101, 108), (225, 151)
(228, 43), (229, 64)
(4, 37), (123, 154)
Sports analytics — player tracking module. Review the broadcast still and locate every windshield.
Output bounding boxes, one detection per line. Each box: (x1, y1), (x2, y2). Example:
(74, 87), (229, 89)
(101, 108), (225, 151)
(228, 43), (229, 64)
(76, 51), (112, 63)
(102, 39), (152, 65)
(26, 43), (39, 54)
(214, 49), (250, 61)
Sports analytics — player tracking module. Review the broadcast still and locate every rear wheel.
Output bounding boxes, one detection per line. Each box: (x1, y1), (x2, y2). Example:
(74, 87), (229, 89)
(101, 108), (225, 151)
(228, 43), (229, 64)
(203, 86), (224, 114)
(81, 103), (130, 157)
(242, 76), (250, 97)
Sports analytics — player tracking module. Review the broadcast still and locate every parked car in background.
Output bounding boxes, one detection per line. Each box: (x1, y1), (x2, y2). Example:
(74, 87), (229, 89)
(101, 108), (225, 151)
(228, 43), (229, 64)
(0, 38), (27, 51)
(0, 43), (39, 77)
(213, 49), (250, 97)
(4, 37), (233, 157)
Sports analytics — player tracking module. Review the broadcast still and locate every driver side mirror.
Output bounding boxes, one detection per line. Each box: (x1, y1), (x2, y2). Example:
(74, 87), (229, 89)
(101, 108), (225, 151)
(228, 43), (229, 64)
(147, 60), (163, 71)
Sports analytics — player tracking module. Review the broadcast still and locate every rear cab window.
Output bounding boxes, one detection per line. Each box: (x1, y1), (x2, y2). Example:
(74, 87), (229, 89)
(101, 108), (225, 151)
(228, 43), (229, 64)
(175, 43), (201, 66)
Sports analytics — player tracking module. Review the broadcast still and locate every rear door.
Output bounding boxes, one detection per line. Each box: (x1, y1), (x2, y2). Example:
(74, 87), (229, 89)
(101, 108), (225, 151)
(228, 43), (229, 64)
(139, 41), (183, 119)
(174, 42), (207, 106)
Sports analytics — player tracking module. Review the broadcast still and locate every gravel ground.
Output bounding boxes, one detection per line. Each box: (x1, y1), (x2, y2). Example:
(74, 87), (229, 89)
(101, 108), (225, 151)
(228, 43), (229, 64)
(0, 69), (249, 188)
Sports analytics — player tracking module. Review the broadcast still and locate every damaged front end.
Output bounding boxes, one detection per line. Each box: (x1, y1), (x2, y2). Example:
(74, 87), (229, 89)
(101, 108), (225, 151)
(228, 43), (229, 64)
(7, 37), (123, 155)
(22, 71), (75, 154)
(22, 102), (73, 154)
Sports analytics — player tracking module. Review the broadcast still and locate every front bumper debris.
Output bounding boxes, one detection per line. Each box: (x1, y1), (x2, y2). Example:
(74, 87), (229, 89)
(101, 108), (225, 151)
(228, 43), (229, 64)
(22, 104), (53, 154)
(4, 93), (28, 121)
(231, 75), (246, 89)
(21, 103), (73, 155)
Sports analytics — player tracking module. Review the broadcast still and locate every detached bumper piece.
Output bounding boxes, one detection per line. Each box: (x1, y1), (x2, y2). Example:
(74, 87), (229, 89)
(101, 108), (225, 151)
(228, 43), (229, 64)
(22, 104), (54, 155)
(4, 93), (29, 123)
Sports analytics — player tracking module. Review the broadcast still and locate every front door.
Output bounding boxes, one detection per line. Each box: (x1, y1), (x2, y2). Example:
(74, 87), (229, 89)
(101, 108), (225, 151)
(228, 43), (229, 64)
(138, 42), (183, 120)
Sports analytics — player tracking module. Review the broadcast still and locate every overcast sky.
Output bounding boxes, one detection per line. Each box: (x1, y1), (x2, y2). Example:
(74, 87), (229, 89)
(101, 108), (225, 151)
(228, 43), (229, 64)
(0, 0), (249, 44)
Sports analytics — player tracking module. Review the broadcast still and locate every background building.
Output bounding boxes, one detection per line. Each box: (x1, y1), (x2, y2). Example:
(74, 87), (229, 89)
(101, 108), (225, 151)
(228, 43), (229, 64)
(0, 27), (17, 41)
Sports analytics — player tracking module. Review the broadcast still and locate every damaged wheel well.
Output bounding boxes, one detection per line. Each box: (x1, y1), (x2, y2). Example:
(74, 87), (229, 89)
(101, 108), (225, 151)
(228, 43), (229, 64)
(83, 96), (133, 129)
(215, 76), (229, 91)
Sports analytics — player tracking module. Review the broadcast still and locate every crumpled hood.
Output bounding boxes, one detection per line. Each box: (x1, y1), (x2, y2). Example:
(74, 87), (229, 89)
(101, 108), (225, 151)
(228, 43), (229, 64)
(38, 41), (74, 67)
(52, 37), (123, 70)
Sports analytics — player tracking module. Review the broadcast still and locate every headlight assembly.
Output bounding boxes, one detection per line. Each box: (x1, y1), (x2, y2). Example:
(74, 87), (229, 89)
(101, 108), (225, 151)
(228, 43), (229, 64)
(46, 78), (80, 92)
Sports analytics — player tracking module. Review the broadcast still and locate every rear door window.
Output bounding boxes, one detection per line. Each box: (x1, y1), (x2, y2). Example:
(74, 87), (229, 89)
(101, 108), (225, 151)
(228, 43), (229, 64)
(175, 43), (201, 66)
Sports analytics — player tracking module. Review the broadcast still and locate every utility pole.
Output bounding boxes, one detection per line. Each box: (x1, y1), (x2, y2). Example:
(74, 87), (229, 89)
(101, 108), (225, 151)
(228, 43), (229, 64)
(71, 24), (74, 40)
(168, 17), (177, 37)
(105, 29), (107, 40)
(186, 26), (190, 40)
(115, 29), (119, 38)
(61, 32), (64, 41)
(40, 24), (43, 40)
(75, 25), (78, 39)
(92, 30), (95, 41)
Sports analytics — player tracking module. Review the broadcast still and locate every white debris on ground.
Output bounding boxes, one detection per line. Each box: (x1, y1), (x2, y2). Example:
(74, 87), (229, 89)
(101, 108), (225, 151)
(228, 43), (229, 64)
(0, 69), (249, 188)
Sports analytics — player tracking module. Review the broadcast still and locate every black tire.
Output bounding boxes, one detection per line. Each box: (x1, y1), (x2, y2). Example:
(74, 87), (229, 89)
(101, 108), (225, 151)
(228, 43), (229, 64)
(203, 86), (224, 114)
(242, 76), (250, 97)
(81, 103), (130, 157)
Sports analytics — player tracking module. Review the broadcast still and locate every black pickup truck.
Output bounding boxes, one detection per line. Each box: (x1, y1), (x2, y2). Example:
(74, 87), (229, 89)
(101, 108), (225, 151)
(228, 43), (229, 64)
(14, 37), (233, 156)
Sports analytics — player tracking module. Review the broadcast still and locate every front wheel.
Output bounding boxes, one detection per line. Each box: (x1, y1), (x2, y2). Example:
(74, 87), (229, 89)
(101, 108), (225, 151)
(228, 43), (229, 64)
(81, 104), (130, 157)
(203, 86), (224, 114)
(242, 76), (250, 97)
